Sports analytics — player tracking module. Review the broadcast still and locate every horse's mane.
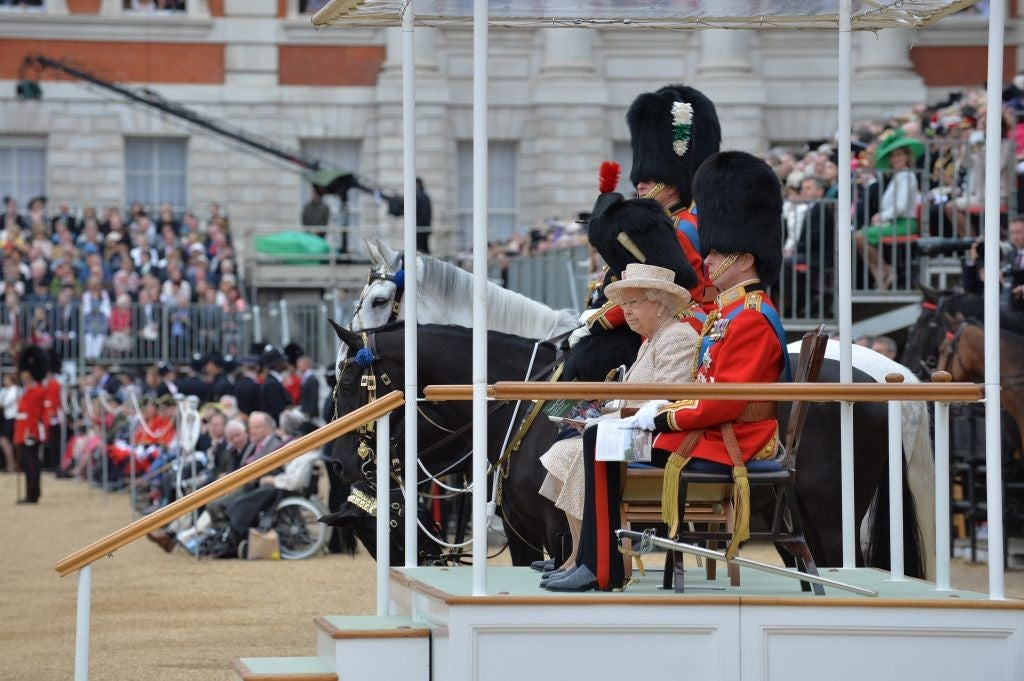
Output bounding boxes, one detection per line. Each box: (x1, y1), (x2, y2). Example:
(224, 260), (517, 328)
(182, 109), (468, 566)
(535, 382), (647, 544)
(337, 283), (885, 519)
(417, 255), (579, 340)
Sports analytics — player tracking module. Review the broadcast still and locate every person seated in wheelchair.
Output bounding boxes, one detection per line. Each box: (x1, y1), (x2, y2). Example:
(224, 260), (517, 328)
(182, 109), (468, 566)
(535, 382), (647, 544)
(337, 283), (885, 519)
(147, 408), (321, 556)
(544, 152), (788, 592)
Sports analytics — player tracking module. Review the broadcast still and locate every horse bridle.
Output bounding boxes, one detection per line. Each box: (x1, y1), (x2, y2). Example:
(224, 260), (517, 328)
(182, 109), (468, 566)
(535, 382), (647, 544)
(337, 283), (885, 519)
(351, 258), (406, 328)
(938, 319), (970, 377)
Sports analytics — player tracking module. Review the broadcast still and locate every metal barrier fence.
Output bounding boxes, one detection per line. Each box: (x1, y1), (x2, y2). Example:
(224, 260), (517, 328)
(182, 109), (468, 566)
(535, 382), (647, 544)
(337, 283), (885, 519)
(0, 301), (336, 377)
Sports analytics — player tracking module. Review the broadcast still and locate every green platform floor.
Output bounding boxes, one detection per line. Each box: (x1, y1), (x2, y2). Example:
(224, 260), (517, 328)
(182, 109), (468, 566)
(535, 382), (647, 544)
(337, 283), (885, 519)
(396, 562), (1017, 604)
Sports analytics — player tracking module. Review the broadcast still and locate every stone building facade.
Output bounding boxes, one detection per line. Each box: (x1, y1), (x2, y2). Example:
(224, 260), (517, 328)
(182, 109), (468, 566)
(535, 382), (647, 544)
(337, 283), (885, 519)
(0, 0), (1020, 266)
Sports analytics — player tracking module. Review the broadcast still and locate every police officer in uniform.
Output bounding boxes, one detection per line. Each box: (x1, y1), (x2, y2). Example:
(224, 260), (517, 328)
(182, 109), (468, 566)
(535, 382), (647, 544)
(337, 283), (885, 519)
(259, 345), (292, 424)
(546, 151), (789, 592)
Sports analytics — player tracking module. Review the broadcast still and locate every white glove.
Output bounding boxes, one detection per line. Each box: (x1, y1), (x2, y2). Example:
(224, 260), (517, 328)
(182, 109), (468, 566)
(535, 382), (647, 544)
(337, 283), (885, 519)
(634, 399), (669, 430)
(579, 308), (601, 325)
(568, 324), (591, 348)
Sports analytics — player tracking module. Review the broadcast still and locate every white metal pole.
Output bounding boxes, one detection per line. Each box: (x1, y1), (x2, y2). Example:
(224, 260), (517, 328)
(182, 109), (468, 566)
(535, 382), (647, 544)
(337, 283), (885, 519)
(376, 415), (391, 615)
(886, 377), (904, 580)
(74, 564), (92, 681)
(838, 0), (856, 568)
(471, 0), (489, 596)
(279, 299), (290, 347)
(934, 398), (951, 591)
(402, 0), (419, 569)
(983, 0), (1006, 600)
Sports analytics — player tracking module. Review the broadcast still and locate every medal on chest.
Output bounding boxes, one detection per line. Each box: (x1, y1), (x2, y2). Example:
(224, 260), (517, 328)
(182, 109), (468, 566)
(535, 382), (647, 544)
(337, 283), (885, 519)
(708, 317), (730, 341)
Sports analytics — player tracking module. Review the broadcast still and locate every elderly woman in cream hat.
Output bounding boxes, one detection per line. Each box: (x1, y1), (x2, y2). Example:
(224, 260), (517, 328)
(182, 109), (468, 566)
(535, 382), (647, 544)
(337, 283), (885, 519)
(537, 263), (698, 582)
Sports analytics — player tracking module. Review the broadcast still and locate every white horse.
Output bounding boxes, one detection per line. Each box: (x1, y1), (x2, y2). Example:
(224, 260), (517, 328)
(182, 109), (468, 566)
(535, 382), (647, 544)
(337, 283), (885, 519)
(351, 238), (580, 338)
(788, 339), (936, 579)
(333, 238), (580, 380)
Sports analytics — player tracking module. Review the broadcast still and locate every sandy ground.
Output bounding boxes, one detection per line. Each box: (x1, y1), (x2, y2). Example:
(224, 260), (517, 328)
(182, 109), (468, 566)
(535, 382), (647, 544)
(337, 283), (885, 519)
(1, 472), (1022, 681)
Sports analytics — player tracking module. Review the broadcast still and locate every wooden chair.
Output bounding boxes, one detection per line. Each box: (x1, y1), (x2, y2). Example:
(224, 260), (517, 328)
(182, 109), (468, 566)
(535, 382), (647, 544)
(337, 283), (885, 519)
(666, 325), (829, 593)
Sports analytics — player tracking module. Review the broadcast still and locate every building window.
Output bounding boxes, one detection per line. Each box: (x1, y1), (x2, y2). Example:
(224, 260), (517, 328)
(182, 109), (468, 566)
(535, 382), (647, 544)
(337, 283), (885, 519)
(0, 137), (46, 211)
(124, 137), (187, 215)
(456, 141), (518, 249)
(299, 139), (362, 233)
(122, 0), (185, 12)
(0, 0), (44, 11)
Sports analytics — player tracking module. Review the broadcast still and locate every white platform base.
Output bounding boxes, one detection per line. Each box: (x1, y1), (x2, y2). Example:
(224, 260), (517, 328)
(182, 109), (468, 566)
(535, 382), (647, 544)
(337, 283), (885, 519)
(389, 565), (1024, 681)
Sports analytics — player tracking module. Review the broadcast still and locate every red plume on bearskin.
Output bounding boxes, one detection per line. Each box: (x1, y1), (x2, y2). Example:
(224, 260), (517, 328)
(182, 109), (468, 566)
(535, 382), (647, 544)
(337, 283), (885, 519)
(598, 161), (620, 193)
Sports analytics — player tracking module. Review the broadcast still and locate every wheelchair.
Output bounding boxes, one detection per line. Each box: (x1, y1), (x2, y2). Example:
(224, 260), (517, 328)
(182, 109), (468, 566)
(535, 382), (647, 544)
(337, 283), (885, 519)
(192, 458), (330, 561)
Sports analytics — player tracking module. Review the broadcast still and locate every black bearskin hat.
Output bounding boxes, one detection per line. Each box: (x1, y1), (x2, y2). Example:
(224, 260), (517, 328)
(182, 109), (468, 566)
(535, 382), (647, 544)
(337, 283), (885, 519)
(284, 342), (304, 366)
(587, 193), (697, 290)
(18, 344), (49, 383)
(692, 151), (783, 288)
(627, 84), (721, 207)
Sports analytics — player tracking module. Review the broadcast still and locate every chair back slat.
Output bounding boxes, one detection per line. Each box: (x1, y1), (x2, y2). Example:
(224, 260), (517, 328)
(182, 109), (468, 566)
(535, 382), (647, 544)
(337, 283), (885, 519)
(782, 325), (828, 469)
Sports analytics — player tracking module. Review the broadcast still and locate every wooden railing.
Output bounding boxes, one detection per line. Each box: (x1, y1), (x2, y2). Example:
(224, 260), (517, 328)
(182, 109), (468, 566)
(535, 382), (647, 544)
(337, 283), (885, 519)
(55, 391), (405, 577)
(423, 378), (984, 403)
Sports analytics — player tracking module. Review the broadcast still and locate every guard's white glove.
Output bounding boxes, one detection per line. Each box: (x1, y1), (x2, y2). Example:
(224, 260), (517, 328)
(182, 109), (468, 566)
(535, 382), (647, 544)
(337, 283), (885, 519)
(579, 308), (601, 325)
(633, 399), (670, 430)
(568, 308), (601, 348)
(568, 325), (591, 348)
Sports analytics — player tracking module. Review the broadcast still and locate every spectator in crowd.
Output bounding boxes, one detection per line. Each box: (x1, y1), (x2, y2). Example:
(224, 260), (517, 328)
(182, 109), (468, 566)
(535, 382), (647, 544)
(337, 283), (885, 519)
(259, 346), (292, 424)
(871, 336), (899, 361)
(0, 372), (19, 472)
(240, 411), (282, 468)
(297, 355), (320, 421)
(234, 355), (262, 416)
(301, 187), (330, 238)
(416, 177), (433, 254)
(224, 417), (251, 472)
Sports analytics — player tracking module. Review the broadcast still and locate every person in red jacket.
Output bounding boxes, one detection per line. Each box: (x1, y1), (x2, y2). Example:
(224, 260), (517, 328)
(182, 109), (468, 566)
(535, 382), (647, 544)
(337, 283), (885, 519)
(41, 349), (63, 471)
(627, 84), (722, 312)
(546, 151), (788, 592)
(15, 345), (49, 504)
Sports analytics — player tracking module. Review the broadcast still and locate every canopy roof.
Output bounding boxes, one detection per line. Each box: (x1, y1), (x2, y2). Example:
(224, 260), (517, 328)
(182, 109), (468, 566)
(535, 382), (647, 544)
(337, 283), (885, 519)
(313, 0), (980, 30)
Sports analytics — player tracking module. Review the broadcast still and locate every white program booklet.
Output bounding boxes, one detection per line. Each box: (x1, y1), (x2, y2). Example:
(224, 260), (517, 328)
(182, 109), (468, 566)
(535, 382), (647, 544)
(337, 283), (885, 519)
(595, 419), (652, 463)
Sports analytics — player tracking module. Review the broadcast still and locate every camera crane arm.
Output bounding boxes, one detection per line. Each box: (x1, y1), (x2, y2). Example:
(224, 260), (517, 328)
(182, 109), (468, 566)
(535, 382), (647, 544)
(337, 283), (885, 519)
(18, 54), (379, 197)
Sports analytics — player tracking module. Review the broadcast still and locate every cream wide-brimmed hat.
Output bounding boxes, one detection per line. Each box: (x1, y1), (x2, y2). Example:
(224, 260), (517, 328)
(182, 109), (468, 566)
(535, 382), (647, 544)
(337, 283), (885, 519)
(604, 263), (692, 313)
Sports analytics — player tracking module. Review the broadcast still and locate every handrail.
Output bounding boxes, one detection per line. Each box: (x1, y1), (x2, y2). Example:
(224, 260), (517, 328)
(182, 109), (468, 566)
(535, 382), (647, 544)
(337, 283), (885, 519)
(55, 391), (405, 577)
(423, 380), (983, 403)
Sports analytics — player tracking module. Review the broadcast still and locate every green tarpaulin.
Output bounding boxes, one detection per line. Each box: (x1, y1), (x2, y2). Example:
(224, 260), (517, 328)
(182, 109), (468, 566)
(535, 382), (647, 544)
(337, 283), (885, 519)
(254, 231), (330, 265)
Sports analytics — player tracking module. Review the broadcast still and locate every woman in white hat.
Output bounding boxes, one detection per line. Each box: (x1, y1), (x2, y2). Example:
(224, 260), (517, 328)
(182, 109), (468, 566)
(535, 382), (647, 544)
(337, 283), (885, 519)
(537, 263), (698, 583)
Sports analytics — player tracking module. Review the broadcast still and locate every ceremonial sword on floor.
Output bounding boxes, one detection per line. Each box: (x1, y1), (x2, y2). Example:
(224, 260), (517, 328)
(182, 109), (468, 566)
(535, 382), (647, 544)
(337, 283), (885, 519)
(616, 529), (878, 598)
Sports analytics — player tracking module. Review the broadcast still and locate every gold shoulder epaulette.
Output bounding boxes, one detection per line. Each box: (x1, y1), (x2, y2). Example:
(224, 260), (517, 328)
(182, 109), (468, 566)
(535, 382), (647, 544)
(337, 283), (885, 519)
(744, 291), (764, 311)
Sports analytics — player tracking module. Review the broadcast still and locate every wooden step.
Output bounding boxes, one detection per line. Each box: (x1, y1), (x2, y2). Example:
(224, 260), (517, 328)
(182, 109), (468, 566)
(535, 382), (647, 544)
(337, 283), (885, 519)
(315, 615), (430, 681)
(230, 656), (336, 681)
(314, 615), (429, 640)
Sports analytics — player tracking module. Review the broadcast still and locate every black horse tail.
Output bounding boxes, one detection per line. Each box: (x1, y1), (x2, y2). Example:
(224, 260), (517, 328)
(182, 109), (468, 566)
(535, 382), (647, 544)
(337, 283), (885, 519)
(865, 453), (926, 579)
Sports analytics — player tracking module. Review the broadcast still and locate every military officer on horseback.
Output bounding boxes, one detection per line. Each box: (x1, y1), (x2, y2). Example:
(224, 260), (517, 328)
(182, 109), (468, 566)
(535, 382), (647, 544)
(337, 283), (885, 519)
(545, 151), (789, 592)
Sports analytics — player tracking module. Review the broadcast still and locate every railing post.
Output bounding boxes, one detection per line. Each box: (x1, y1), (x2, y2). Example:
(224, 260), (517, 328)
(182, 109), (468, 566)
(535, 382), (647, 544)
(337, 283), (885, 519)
(74, 564), (92, 681)
(932, 371), (952, 591)
(253, 305), (263, 344)
(886, 373), (904, 580)
(279, 299), (290, 347)
(375, 414), (390, 616)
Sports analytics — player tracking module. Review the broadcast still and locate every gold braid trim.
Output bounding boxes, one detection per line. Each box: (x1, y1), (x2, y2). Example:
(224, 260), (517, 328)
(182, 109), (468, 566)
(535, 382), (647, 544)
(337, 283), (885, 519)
(588, 300), (618, 331)
(720, 422), (750, 559)
(661, 428), (702, 535)
(642, 182), (666, 200)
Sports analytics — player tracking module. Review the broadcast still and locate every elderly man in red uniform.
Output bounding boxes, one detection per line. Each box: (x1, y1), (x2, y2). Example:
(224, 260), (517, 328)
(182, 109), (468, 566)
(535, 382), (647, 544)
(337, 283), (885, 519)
(545, 151), (788, 592)
(15, 345), (49, 504)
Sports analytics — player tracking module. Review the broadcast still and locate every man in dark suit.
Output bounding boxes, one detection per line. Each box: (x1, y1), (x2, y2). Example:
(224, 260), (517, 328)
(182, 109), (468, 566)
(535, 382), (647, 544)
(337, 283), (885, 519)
(296, 355), (320, 421)
(240, 411), (283, 468)
(234, 355), (261, 416)
(50, 286), (79, 362)
(205, 352), (233, 402)
(258, 346), (292, 424)
(175, 355), (210, 403)
(783, 175), (834, 316)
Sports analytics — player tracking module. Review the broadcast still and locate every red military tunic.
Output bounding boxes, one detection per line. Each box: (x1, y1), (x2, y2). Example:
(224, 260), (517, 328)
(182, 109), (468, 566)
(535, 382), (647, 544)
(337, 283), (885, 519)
(42, 376), (62, 427)
(14, 383), (47, 446)
(652, 282), (784, 466)
(668, 201), (716, 313)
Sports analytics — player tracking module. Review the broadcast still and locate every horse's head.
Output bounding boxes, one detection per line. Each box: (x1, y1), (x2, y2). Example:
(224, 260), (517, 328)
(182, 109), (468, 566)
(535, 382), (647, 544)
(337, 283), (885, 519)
(901, 285), (950, 378)
(328, 320), (403, 485)
(351, 238), (406, 332)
